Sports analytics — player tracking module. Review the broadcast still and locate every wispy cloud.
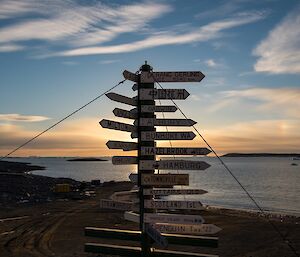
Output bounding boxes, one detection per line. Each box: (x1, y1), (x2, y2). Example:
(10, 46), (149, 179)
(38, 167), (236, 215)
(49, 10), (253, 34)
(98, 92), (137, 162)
(253, 6), (300, 74)
(0, 114), (50, 122)
(0, 43), (24, 52)
(205, 59), (217, 67)
(0, 1), (172, 50)
(49, 11), (266, 57)
(211, 87), (300, 118)
(99, 59), (121, 65)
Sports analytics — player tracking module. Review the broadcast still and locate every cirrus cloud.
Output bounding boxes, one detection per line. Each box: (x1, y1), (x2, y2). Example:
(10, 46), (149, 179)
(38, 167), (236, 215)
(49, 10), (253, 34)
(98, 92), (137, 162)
(0, 113), (50, 122)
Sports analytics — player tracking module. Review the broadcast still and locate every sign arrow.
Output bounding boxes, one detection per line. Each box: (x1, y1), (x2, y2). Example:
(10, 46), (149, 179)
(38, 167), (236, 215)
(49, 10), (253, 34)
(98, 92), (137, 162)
(141, 132), (196, 141)
(154, 223), (222, 235)
(144, 213), (205, 225)
(106, 92), (137, 106)
(140, 89), (190, 100)
(113, 108), (137, 119)
(141, 174), (189, 186)
(111, 190), (138, 203)
(140, 160), (210, 170)
(132, 84), (138, 91)
(141, 71), (205, 83)
(144, 200), (204, 210)
(135, 118), (196, 127)
(143, 188), (208, 196)
(112, 156), (138, 165)
(106, 141), (138, 151)
(141, 147), (211, 156)
(100, 119), (136, 132)
(123, 70), (138, 82)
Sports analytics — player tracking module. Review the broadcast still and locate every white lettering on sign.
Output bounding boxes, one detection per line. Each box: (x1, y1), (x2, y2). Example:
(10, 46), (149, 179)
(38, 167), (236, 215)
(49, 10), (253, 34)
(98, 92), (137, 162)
(154, 223), (222, 235)
(99, 199), (134, 211)
(100, 119), (136, 132)
(141, 132), (196, 141)
(144, 200), (204, 210)
(139, 160), (211, 170)
(141, 147), (211, 156)
(144, 213), (204, 225)
(143, 188), (208, 196)
(141, 174), (189, 186)
(141, 105), (177, 113)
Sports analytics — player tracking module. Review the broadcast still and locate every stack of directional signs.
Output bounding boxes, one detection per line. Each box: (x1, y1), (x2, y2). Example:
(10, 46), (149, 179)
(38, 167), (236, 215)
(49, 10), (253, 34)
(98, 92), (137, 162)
(85, 62), (221, 257)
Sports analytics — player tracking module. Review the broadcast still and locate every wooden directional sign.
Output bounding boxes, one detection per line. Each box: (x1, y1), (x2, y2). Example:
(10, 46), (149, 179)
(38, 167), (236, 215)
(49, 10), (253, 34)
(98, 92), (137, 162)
(144, 200), (204, 210)
(140, 89), (189, 100)
(141, 71), (205, 83)
(140, 160), (211, 170)
(141, 147), (211, 156)
(106, 92), (137, 106)
(143, 188), (208, 196)
(154, 224), (222, 235)
(112, 156), (138, 165)
(144, 213), (205, 225)
(100, 119), (136, 133)
(106, 141), (138, 151)
(100, 199), (134, 211)
(123, 70), (138, 82)
(140, 105), (177, 113)
(141, 131), (196, 141)
(111, 190), (138, 202)
(113, 108), (137, 119)
(141, 174), (189, 186)
(135, 118), (196, 127)
(145, 224), (168, 248)
(129, 173), (138, 184)
(124, 211), (140, 223)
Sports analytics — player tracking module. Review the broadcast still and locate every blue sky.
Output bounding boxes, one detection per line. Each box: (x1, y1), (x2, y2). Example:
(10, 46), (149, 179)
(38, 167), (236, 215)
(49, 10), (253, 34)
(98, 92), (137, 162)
(0, 0), (300, 156)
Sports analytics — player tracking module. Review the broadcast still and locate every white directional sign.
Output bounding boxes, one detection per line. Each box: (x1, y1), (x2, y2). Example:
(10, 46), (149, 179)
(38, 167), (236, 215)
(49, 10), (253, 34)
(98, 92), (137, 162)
(123, 70), (138, 82)
(141, 71), (205, 83)
(144, 213), (205, 225)
(145, 224), (168, 248)
(100, 199), (134, 211)
(100, 119), (136, 133)
(111, 190), (138, 202)
(144, 200), (204, 210)
(106, 92), (137, 106)
(141, 131), (196, 141)
(143, 188), (208, 196)
(112, 156), (138, 165)
(124, 211), (139, 223)
(140, 105), (177, 113)
(154, 223), (222, 235)
(136, 118), (196, 127)
(129, 173), (138, 184)
(140, 160), (211, 170)
(113, 108), (137, 119)
(140, 89), (189, 100)
(106, 141), (138, 151)
(141, 147), (211, 156)
(141, 174), (189, 186)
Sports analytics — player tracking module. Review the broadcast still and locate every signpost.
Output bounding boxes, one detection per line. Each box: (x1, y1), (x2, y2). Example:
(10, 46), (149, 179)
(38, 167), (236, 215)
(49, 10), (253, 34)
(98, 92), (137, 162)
(141, 147), (211, 156)
(135, 118), (196, 127)
(106, 140), (138, 151)
(141, 131), (196, 140)
(140, 89), (189, 100)
(86, 62), (220, 257)
(100, 119), (136, 132)
(145, 213), (205, 225)
(113, 108), (137, 119)
(144, 200), (204, 210)
(106, 92), (137, 106)
(140, 160), (211, 170)
(141, 174), (189, 186)
(141, 71), (205, 83)
(143, 188), (208, 196)
(154, 223), (222, 235)
(112, 156), (138, 165)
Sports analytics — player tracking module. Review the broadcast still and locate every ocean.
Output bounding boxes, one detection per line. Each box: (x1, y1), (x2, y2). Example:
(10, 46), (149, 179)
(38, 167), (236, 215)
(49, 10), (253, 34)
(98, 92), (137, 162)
(8, 156), (300, 216)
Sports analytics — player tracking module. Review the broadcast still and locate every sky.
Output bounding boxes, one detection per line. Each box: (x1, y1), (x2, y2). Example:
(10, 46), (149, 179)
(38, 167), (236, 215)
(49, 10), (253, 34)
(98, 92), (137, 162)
(0, 0), (299, 157)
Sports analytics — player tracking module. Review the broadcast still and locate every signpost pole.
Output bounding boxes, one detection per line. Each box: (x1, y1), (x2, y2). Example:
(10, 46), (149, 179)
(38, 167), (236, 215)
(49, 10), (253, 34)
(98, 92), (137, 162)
(138, 61), (155, 256)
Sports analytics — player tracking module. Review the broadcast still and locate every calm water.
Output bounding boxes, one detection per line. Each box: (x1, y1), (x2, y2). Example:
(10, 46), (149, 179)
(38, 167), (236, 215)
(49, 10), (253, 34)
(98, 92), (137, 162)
(8, 157), (300, 216)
